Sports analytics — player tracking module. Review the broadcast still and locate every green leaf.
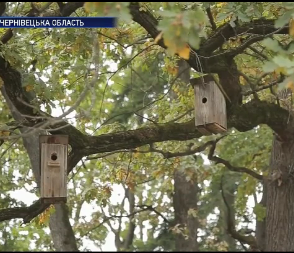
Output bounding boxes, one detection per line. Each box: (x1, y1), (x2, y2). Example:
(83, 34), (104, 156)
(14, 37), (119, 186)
(272, 55), (294, 68)
(263, 61), (278, 72)
(262, 38), (283, 53)
(275, 10), (292, 28)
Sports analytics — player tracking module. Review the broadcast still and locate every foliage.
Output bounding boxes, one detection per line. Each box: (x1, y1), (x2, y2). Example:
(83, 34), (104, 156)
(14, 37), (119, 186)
(1, 1), (294, 252)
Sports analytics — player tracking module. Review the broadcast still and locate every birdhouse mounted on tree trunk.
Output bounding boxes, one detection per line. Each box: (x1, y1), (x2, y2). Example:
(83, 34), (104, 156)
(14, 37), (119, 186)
(40, 135), (69, 204)
(191, 75), (227, 136)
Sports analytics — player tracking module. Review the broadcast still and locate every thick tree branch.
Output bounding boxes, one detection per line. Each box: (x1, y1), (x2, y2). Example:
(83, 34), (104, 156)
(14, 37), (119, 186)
(129, 3), (290, 104)
(201, 19), (288, 54)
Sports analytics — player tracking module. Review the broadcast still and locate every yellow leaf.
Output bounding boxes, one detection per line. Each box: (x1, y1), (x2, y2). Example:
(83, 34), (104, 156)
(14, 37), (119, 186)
(84, 2), (100, 13)
(275, 67), (287, 75)
(25, 85), (34, 92)
(103, 185), (112, 196)
(126, 181), (135, 191)
(152, 169), (163, 178)
(176, 27), (181, 37)
(239, 76), (246, 85)
(167, 66), (178, 76)
(290, 18), (294, 38)
(0, 130), (10, 137)
(117, 168), (127, 181)
(287, 80), (294, 91)
(177, 44), (190, 60)
(154, 31), (163, 44)
(84, 2), (92, 13)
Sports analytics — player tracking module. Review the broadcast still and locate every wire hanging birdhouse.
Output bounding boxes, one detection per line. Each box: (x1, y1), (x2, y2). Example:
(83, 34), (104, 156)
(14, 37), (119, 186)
(40, 135), (69, 204)
(191, 75), (227, 135)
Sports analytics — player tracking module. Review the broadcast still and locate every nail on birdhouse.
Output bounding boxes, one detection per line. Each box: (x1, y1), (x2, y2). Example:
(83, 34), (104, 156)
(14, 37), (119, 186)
(191, 75), (227, 136)
(40, 135), (69, 204)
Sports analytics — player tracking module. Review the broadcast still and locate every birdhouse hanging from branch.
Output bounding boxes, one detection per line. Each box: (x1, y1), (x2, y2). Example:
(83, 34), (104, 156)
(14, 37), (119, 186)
(191, 75), (227, 136)
(40, 135), (69, 204)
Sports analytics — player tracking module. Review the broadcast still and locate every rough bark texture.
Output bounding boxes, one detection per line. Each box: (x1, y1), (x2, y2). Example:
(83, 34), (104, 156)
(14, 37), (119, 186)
(49, 203), (79, 251)
(265, 136), (294, 251)
(173, 169), (198, 251)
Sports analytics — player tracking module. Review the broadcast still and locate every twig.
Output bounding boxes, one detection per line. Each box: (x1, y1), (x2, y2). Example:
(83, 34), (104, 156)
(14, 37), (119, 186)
(166, 108), (193, 123)
(134, 112), (158, 124)
(208, 139), (263, 181)
(220, 174), (258, 250)
(248, 46), (268, 60)
(136, 204), (170, 224)
(57, 32), (100, 119)
(242, 80), (280, 96)
(206, 7), (216, 30)
(229, 26), (287, 58)
(98, 43), (155, 120)
(96, 64), (190, 131)
(238, 71), (259, 100)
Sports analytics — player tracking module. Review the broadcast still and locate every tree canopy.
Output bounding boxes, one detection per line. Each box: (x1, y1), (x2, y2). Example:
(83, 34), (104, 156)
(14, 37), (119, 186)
(0, 2), (294, 251)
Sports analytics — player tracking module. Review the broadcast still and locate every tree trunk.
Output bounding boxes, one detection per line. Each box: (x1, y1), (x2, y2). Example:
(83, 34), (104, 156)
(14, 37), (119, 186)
(49, 203), (79, 251)
(265, 136), (294, 251)
(173, 169), (198, 251)
(172, 59), (198, 251)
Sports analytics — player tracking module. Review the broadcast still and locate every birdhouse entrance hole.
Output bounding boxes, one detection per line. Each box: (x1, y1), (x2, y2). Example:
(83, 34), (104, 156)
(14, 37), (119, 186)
(202, 97), (207, 103)
(51, 153), (58, 161)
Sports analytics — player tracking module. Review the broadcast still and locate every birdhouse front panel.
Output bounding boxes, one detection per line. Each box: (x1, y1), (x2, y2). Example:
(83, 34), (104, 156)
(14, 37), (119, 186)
(40, 135), (68, 203)
(192, 77), (227, 135)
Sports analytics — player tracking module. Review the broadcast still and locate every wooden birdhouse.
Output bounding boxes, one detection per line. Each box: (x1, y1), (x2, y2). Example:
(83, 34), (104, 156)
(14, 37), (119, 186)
(40, 135), (69, 204)
(191, 75), (227, 136)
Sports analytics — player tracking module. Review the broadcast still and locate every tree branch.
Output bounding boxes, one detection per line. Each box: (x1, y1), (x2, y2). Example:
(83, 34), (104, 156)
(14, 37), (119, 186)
(208, 138), (263, 181)
(220, 174), (259, 250)
(242, 80), (280, 96)
(136, 204), (170, 224)
(206, 7), (216, 30)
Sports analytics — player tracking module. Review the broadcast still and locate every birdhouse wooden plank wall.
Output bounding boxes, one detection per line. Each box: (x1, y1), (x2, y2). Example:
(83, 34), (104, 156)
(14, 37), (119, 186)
(191, 75), (227, 135)
(40, 135), (69, 204)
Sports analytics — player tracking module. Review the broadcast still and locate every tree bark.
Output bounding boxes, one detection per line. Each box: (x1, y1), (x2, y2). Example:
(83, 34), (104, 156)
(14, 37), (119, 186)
(49, 203), (79, 251)
(173, 169), (198, 251)
(265, 136), (294, 251)
(172, 59), (198, 251)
